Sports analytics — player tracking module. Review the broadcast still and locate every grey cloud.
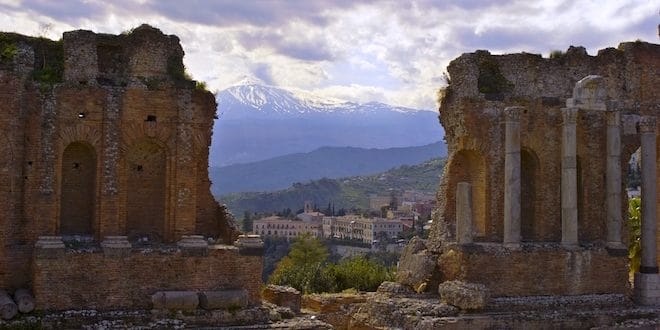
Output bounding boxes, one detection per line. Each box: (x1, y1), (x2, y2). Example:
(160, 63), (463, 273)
(147, 0), (372, 28)
(237, 30), (336, 61)
(16, 0), (106, 21)
(251, 63), (275, 85)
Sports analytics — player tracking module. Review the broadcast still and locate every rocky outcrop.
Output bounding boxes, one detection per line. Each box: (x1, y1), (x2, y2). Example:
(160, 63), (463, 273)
(302, 293), (368, 329)
(438, 280), (490, 310)
(350, 294), (458, 329)
(376, 281), (414, 295)
(395, 237), (437, 292)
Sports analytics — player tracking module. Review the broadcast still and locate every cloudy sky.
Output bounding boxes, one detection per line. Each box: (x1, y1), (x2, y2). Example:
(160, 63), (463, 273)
(0, 0), (657, 110)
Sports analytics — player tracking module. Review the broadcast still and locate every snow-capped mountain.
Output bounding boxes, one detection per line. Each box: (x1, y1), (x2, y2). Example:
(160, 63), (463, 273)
(210, 81), (443, 166)
(216, 81), (427, 119)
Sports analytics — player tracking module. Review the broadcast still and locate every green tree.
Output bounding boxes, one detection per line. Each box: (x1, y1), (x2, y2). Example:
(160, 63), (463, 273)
(330, 255), (395, 292)
(241, 211), (253, 233)
(268, 235), (335, 293)
(628, 197), (641, 278)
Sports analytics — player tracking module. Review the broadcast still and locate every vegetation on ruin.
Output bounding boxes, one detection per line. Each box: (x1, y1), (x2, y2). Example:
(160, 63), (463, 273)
(0, 35), (18, 63)
(477, 58), (513, 94)
(268, 235), (395, 293)
(31, 37), (64, 86)
(549, 50), (566, 59)
(628, 197), (641, 278)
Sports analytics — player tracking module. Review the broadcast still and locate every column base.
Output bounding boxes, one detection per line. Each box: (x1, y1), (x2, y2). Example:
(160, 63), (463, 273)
(503, 242), (521, 250)
(633, 272), (660, 306)
(606, 241), (625, 250)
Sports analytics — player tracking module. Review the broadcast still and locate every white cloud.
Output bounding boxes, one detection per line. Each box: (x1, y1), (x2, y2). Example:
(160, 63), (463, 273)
(0, 0), (656, 110)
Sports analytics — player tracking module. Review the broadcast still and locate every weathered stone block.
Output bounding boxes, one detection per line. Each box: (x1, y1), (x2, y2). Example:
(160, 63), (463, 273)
(234, 235), (264, 256)
(151, 291), (199, 310)
(376, 281), (414, 295)
(101, 236), (131, 257)
(177, 235), (208, 256)
(199, 289), (248, 310)
(438, 280), (490, 310)
(262, 285), (301, 314)
(34, 236), (65, 259)
(396, 237), (436, 291)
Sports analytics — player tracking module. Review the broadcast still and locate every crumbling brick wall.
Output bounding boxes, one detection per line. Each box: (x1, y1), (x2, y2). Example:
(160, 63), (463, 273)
(431, 42), (659, 246)
(0, 25), (240, 291)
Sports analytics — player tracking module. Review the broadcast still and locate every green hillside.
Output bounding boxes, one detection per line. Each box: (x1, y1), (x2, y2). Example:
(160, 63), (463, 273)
(217, 158), (445, 218)
(210, 141), (447, 195)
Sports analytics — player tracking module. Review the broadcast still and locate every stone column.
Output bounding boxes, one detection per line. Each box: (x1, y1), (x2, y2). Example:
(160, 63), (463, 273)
(561, 107), (579, 248)
(606, 110), (624, 248)
(504, 106), (522, 247)
(639, 116), (658, 274)
(456, 182), (473, 244)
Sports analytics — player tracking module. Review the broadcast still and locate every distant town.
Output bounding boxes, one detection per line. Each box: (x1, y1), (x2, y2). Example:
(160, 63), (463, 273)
(249, 190), (435, 247)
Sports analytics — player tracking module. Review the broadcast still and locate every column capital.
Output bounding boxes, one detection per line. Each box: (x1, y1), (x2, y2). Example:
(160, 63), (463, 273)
(561, 107), (578, 124)
(606, 110), (621, 126)
(639, 116), (657, 134)
(504, 106), (524, 122)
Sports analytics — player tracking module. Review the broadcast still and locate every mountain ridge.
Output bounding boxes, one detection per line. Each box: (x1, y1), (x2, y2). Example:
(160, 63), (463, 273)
(210, 141), (447, 195)
(211, 82), (443, 166)
(217, 157), (446, 218)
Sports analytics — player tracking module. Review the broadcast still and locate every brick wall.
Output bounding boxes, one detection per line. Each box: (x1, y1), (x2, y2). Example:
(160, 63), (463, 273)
(0, 26), (241, 292)
(431, 42), (660, 245)
(438, 243), (629, 297)
(32, 245), (263, 311)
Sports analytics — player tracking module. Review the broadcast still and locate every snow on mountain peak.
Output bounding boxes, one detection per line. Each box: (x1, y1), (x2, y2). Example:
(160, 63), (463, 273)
(217, 81), (430, 118)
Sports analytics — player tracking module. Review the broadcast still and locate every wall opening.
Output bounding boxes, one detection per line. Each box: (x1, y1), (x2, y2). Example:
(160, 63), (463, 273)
(521, 149), (539, 241)
(449, 150), (487, 238)
(126, 140), (167, 241)
(60, 142), (96, 235)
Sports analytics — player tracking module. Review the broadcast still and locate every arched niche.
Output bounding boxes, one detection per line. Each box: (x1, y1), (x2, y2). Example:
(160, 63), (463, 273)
(60, 142), (96, 235)
(125, 139), (167, 241)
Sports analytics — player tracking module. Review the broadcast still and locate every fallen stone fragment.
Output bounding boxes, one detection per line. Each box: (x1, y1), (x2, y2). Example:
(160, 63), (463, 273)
(438, 280), (489, 310)
(262, 285), (301, 314)
(14, 289), (35, 313)
(151, 291), (199, 311)
(199, 289), (248, 310)
(0, 290), (18, 320)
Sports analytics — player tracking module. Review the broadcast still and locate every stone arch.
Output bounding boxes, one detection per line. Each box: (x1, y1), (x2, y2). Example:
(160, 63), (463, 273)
(125, 139), (168, 241)
(59, 142), (97, 235)
(520, 148), (540, 241)
(448, 149), (487, 238)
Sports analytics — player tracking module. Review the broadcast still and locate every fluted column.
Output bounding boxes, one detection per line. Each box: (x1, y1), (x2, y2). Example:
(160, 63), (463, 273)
(504, 106), (522, 247)
(606, 110), (624, 248)
(561, 107), (579, 248)
(640, 116), (658, 274)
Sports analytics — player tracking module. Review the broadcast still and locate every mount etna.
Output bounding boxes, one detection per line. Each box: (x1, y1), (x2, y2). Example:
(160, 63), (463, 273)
(210, 78), (443, 166)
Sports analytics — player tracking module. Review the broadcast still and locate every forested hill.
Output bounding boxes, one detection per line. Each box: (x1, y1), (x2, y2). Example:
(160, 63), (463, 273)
(210, 141), (446, 195)
(217, 158), (445, 218)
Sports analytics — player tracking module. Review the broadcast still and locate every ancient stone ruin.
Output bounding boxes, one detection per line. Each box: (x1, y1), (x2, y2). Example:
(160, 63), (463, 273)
(0, 25), (263, 312)
(400, 42), (659, 302)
